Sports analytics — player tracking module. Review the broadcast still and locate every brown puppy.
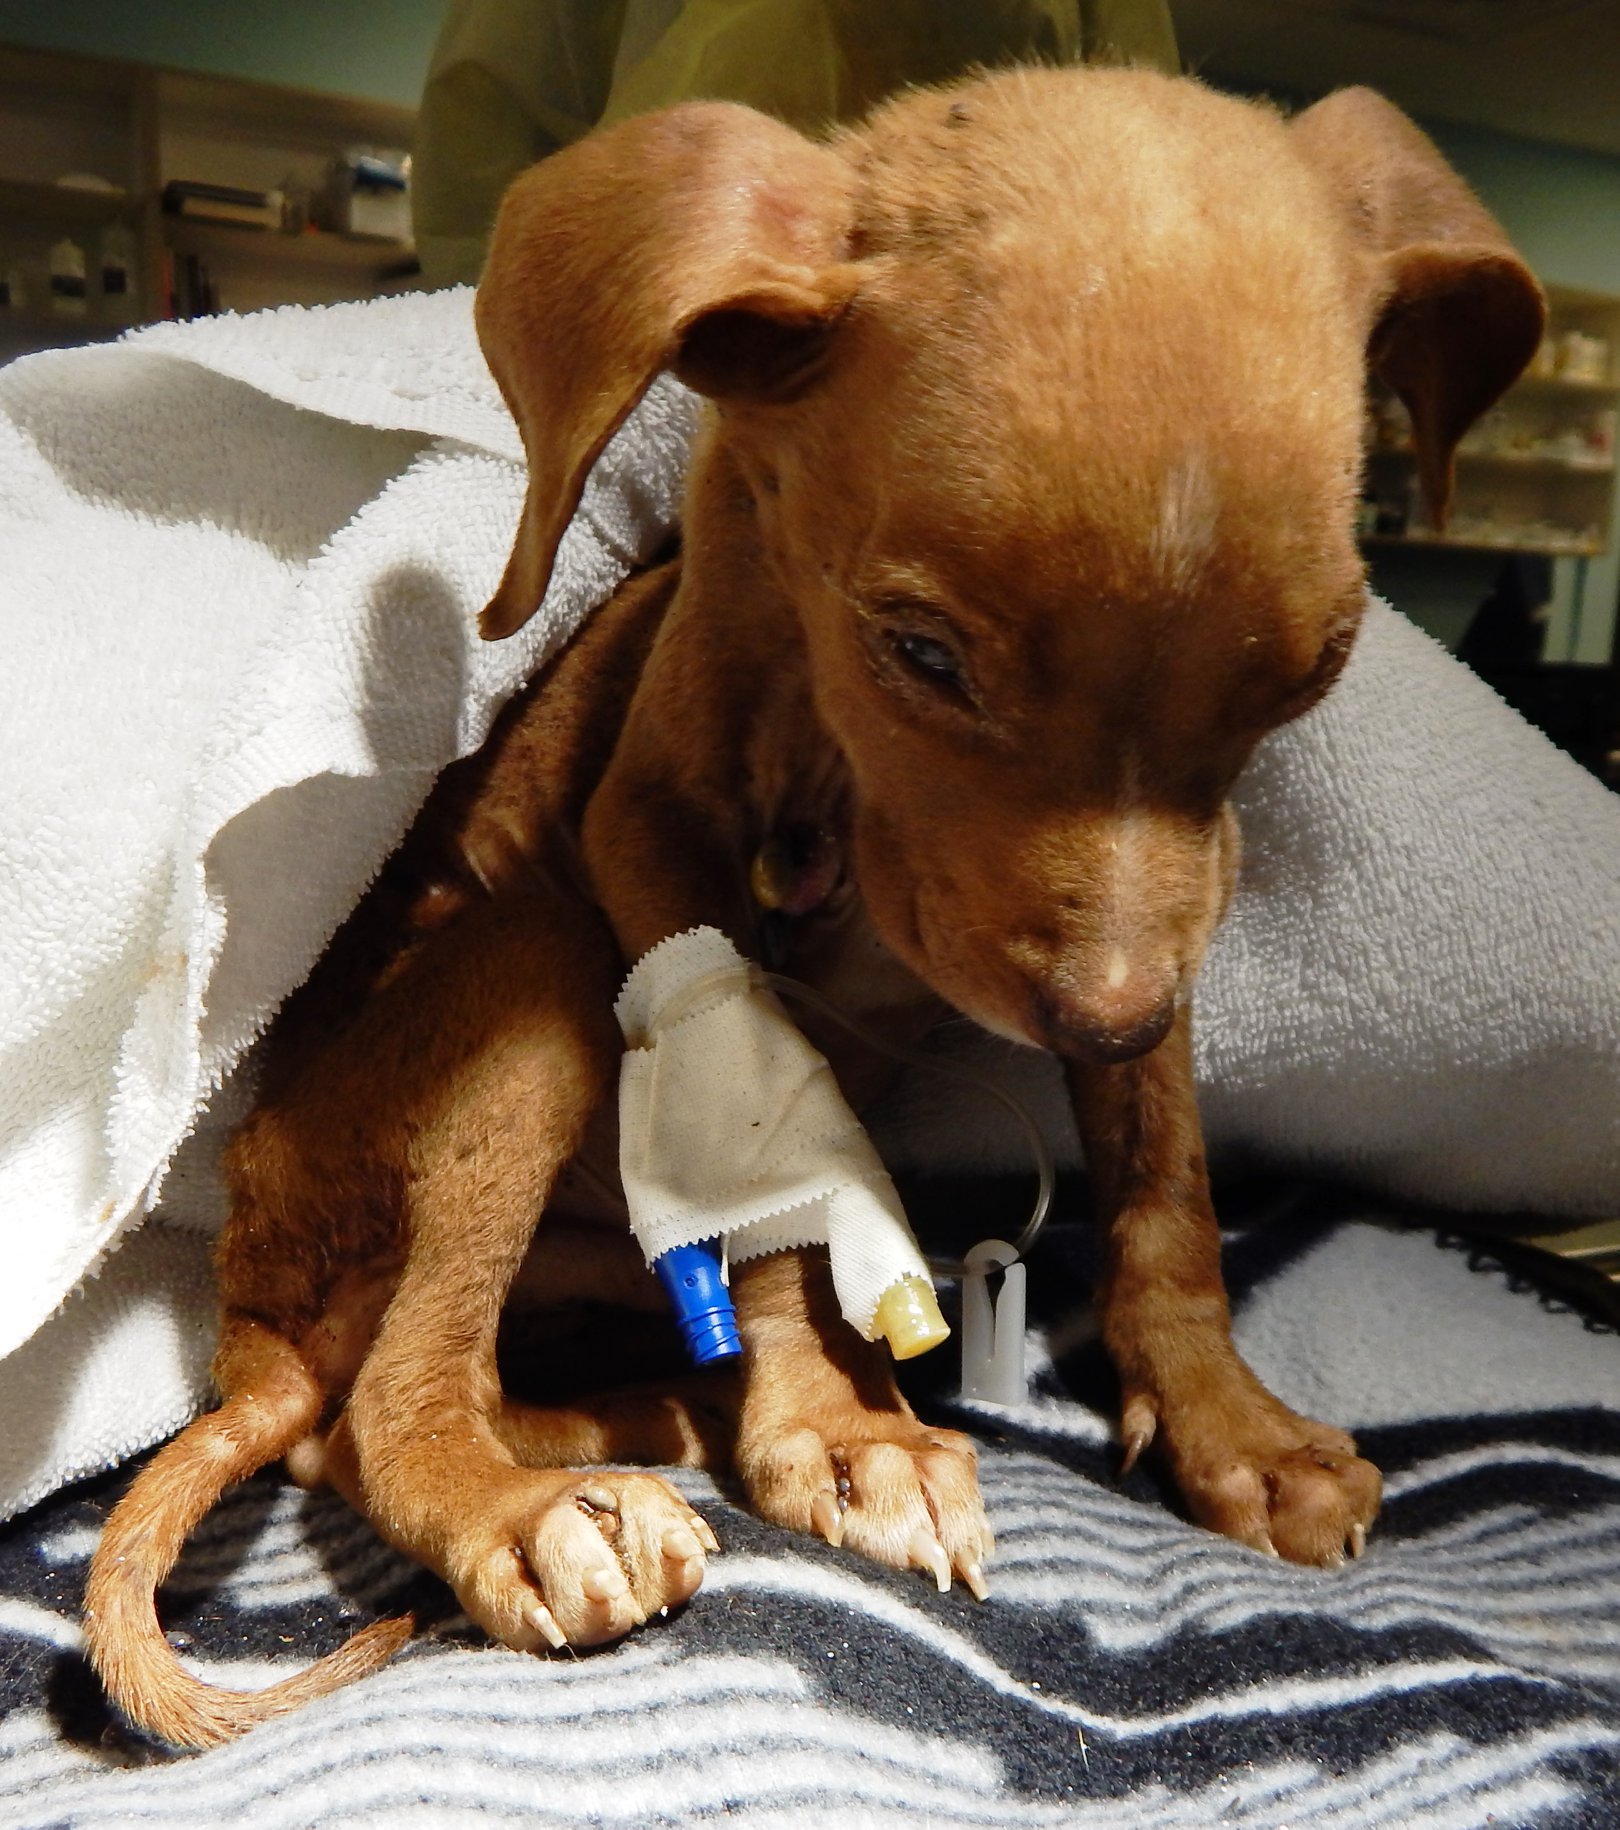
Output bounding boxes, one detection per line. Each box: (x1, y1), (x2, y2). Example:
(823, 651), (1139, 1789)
(84, 66), (1542, 1748)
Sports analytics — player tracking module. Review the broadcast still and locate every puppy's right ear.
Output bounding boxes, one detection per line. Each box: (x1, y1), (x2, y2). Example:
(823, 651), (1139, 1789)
(1290, 88), (1544, 529)
(474, 103), (857, 639)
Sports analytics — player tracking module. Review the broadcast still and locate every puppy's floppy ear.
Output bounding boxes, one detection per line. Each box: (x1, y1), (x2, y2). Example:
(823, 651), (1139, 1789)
(474, 102), (857, 639)
(1291, 87), (1545, 528)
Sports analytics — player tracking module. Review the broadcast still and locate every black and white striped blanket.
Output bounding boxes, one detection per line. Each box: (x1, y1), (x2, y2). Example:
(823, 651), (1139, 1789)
(2, 1184), (1618, 1829)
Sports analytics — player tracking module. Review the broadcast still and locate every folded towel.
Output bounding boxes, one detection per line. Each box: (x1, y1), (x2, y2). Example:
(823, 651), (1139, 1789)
(0, 290), (697, 1517)
(2, 289), (1616, 1521)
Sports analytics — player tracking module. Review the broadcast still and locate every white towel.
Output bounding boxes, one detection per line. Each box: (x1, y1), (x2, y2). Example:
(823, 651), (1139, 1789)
(0, 289), (697, 1514)
(3, 289), (1617, 1520)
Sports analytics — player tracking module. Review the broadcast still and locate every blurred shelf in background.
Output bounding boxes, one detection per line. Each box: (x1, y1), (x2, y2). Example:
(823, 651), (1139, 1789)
(0, 38), (418, 360)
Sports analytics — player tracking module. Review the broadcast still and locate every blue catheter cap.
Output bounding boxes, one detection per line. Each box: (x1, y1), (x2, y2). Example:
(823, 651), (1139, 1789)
(653, 1238), (743, 1366)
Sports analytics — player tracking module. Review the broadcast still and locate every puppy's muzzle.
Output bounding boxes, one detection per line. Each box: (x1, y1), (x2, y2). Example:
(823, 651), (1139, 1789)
(1030, 982), (1177, 1064)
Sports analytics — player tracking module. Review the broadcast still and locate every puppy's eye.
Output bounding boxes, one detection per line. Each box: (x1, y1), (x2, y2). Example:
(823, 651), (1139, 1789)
(890, 630), (967, 691)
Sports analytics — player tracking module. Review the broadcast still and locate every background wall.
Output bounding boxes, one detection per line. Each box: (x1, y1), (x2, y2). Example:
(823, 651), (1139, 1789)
(2, 2), (1616, 660)
(0, 0), (444, 106)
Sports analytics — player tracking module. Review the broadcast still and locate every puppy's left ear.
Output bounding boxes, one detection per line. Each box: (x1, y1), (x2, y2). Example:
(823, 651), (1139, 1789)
(1291, 87), (1545, 526)
(473, 103), (858, 641)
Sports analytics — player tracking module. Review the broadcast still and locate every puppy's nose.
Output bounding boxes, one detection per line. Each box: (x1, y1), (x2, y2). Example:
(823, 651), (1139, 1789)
(1030, 980), (1177, 1064)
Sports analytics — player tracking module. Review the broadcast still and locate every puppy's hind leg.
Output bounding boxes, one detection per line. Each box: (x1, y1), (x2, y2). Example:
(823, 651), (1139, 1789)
(493, 1379), (738, 1478)
(339, 888), (718, 1654)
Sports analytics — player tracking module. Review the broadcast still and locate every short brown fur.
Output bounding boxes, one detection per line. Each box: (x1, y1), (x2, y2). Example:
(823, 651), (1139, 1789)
(85, 66), (1542, 1746)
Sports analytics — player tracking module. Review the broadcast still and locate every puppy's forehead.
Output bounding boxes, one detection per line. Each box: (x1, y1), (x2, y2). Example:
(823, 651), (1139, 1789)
(814, 69), (1367, 610)
(846, 65), (1333, 261)
(842, 67), (1359, 409)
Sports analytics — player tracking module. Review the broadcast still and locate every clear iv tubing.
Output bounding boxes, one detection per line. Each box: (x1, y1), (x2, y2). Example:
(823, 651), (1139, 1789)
(756, 969), (1055, 1279)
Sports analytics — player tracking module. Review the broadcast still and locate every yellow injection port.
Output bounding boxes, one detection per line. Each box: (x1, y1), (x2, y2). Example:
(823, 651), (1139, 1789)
(871, 1274), (951, 1360)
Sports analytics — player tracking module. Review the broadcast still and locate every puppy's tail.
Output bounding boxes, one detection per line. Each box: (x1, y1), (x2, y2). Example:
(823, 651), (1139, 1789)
(83, 1318), (412, 1750)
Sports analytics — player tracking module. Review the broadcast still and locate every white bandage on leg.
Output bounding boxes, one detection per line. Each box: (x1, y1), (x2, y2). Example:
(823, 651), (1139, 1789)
(615, 927), (949, 1357)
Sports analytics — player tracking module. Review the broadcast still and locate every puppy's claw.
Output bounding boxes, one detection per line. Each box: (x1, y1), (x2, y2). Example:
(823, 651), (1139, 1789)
(1242, 1532), (1281, 1559)
(962, 1560), (990, 1602)
(526, 1603), (567, 1651)
(1118, 1398), (1157, 1476)
(581, 1564), (629, 1604)
(579, 1484), (620, 1514)
(1348, 1521), (1367, 1559)
(909, 1531), (952, 1594)
(660, 1525), (702, 1563)
(810, 1491), (845, 1548)
(691, 1516), (720, 1555)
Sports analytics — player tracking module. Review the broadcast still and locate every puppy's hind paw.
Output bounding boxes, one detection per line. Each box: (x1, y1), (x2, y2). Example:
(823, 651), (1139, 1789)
(452, 1470), (717, 1653)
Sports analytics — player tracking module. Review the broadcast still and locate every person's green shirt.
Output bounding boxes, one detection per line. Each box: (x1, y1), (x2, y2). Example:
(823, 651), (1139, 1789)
(412, 0), (1178, 286)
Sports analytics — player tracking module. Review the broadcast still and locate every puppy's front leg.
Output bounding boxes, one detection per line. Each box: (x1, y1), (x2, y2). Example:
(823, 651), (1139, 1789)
(585, 719), (991, 1594)
(729, 1248), (992, 1596)
(331, 890), (715, 1650)
(1067, 1012), (1381, 1564)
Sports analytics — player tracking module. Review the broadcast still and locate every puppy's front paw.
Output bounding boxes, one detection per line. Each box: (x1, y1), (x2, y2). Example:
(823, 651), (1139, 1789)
(738, 1416), (992, 1598)
(448, 1469), (719, 1652)
(1130, 1381), (1381, 1566)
